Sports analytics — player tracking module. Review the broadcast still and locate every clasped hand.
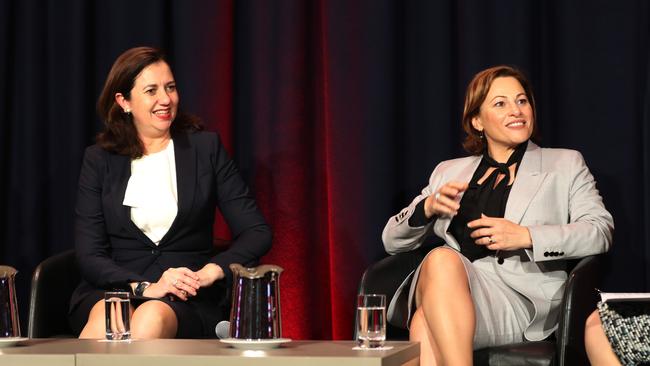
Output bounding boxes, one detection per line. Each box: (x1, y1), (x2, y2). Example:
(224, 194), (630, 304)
(143, 263), (225, 301)
(425, 181), (532, 251)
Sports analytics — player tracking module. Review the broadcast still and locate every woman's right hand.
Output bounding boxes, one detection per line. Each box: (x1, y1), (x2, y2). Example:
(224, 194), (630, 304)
(423, 181), (468, 219)
(143, 267), (201, 301)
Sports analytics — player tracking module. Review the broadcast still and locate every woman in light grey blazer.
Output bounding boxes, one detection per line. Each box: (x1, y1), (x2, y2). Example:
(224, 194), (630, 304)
(382, 65), (614, 365)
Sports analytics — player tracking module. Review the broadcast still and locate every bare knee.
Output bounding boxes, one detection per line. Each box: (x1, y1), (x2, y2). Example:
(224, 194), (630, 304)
(584, 308), (623, 366)
(79, 300), (106, 339)
(585, 309), (603, 344)
(417, 248), (467, 300)
(420, 248), (465, 279)
(131, 301), (177, 339)
(585, 309), (601, 329)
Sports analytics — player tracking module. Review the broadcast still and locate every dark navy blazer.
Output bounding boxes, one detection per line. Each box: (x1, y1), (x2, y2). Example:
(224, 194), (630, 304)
(70, 130), (272, 312)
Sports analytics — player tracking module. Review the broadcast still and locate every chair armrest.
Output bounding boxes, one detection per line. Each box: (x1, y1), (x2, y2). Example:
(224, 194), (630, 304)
(555, 255), (602, 366)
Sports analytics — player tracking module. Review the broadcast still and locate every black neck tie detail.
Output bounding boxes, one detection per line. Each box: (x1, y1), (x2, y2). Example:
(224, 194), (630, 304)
(480, 142), (527, 190)
(448, 142), (528, 262)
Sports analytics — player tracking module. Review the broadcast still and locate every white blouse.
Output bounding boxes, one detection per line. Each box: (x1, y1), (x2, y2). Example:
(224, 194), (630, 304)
(123, 140), (178, 245)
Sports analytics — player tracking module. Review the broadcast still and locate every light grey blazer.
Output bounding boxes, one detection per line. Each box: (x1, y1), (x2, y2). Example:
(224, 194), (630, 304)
(382, 141), (614, 341)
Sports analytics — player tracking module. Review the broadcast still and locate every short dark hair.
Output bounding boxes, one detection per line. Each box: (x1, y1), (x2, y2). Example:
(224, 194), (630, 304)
(96, 46), (202, 158)
(461, 65), (539, 155)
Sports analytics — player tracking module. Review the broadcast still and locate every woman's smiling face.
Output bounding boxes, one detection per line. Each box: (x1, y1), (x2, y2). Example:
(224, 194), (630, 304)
(118, 61), (179, 138)
(472, 76), (534, 159)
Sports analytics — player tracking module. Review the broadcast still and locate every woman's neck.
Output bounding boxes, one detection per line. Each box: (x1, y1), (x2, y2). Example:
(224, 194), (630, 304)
(140, 133), (171, 155)
(487, 145), (515, 163)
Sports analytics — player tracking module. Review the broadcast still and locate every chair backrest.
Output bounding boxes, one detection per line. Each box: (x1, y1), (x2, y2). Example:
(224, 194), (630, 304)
(555, 255), (602, 366)
(28, 250), (80, 338)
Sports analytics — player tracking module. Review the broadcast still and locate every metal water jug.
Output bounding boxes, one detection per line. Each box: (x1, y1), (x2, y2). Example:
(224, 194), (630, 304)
(0, 266), (20, 337)
(228, 263), (283, 339)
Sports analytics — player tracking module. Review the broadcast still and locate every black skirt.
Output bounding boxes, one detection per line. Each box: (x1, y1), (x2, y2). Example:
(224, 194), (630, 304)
(69, 284), (229, 338)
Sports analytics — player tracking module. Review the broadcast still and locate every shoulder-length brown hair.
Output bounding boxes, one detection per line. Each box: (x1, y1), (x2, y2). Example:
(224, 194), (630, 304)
(96, 46), (202, 158)
(461, 65), (539, 155)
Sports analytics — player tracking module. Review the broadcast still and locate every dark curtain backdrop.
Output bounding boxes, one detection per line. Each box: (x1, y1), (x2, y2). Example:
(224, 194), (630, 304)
(1, 0), (649, 340)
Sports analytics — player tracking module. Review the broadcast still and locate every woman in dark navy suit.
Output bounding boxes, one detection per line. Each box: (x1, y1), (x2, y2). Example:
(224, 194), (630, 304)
(69, 47), (272, 339)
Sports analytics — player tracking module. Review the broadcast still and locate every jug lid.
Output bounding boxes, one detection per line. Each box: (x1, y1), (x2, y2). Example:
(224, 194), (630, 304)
(0, 266), (18, 277)
(229, 263), (283, 279)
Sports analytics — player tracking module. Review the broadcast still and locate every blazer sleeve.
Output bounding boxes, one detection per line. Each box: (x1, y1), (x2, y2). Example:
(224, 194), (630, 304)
(207, 134), (272, 282)
(74, 146), (145, 289)
(381, 162), (445, 255)
(527, 151), (614, 261)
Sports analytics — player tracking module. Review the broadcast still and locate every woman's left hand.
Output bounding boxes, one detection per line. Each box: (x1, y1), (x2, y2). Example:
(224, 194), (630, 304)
(467, 214), (532, 251)
(196, 263), (225, 288)
(144, 267), (200, 300)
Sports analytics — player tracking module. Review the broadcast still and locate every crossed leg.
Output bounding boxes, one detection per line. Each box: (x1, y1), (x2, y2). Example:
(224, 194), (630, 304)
(79, 299), (178, 339)
(585, 309), (621, 366)
(410, 247), (475, 366)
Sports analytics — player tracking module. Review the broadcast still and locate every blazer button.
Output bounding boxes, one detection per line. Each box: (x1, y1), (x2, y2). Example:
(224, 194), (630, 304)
(544, 252), (549, 257)
(559, 251), (565, 256)
(151, 249), (159, 255)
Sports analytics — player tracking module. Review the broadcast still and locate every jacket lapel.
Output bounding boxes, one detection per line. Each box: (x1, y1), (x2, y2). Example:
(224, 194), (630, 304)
(159, 132), (196, 244)
(505, 141), (547, 224)
(110, 153), (156, 246)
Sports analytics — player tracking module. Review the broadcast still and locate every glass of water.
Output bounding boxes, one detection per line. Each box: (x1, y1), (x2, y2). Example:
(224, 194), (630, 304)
(356, 294), (386, 348)
(105, 291), (131, 341)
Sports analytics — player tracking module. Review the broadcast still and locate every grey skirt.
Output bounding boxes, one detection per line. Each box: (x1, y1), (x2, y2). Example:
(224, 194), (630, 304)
(388, 246), (535, 349)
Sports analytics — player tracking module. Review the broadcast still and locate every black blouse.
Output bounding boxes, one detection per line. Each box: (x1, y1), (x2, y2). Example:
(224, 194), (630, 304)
(448, 142), (527, 262)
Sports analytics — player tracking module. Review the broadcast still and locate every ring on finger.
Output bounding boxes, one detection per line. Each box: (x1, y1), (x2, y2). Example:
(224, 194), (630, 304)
(434, 192), (441, 201)
(488, 237), (494, 244)
(180, 290), (187, 296)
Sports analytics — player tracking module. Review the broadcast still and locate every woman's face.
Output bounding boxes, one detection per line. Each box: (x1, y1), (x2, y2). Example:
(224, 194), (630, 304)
(118, 61), (178, 138)
(472, 76), (534, 156)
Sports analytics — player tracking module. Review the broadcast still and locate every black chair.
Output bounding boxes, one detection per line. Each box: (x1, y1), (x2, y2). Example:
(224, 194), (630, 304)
(28, 250), (80, 338)
(357, 247), (602, 366)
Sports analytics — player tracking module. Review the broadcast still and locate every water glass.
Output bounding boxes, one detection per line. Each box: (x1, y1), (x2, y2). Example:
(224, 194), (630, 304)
(356, 294), (386, 348)
(105, 291), (131, 341)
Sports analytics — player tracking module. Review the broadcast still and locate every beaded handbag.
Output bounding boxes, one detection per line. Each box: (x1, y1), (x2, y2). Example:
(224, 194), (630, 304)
(598, 300), (650, 365)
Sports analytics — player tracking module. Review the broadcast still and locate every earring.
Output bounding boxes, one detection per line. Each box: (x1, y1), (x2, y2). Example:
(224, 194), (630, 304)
(124, 109), (131, 114)
(478, 130), (484, 139)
